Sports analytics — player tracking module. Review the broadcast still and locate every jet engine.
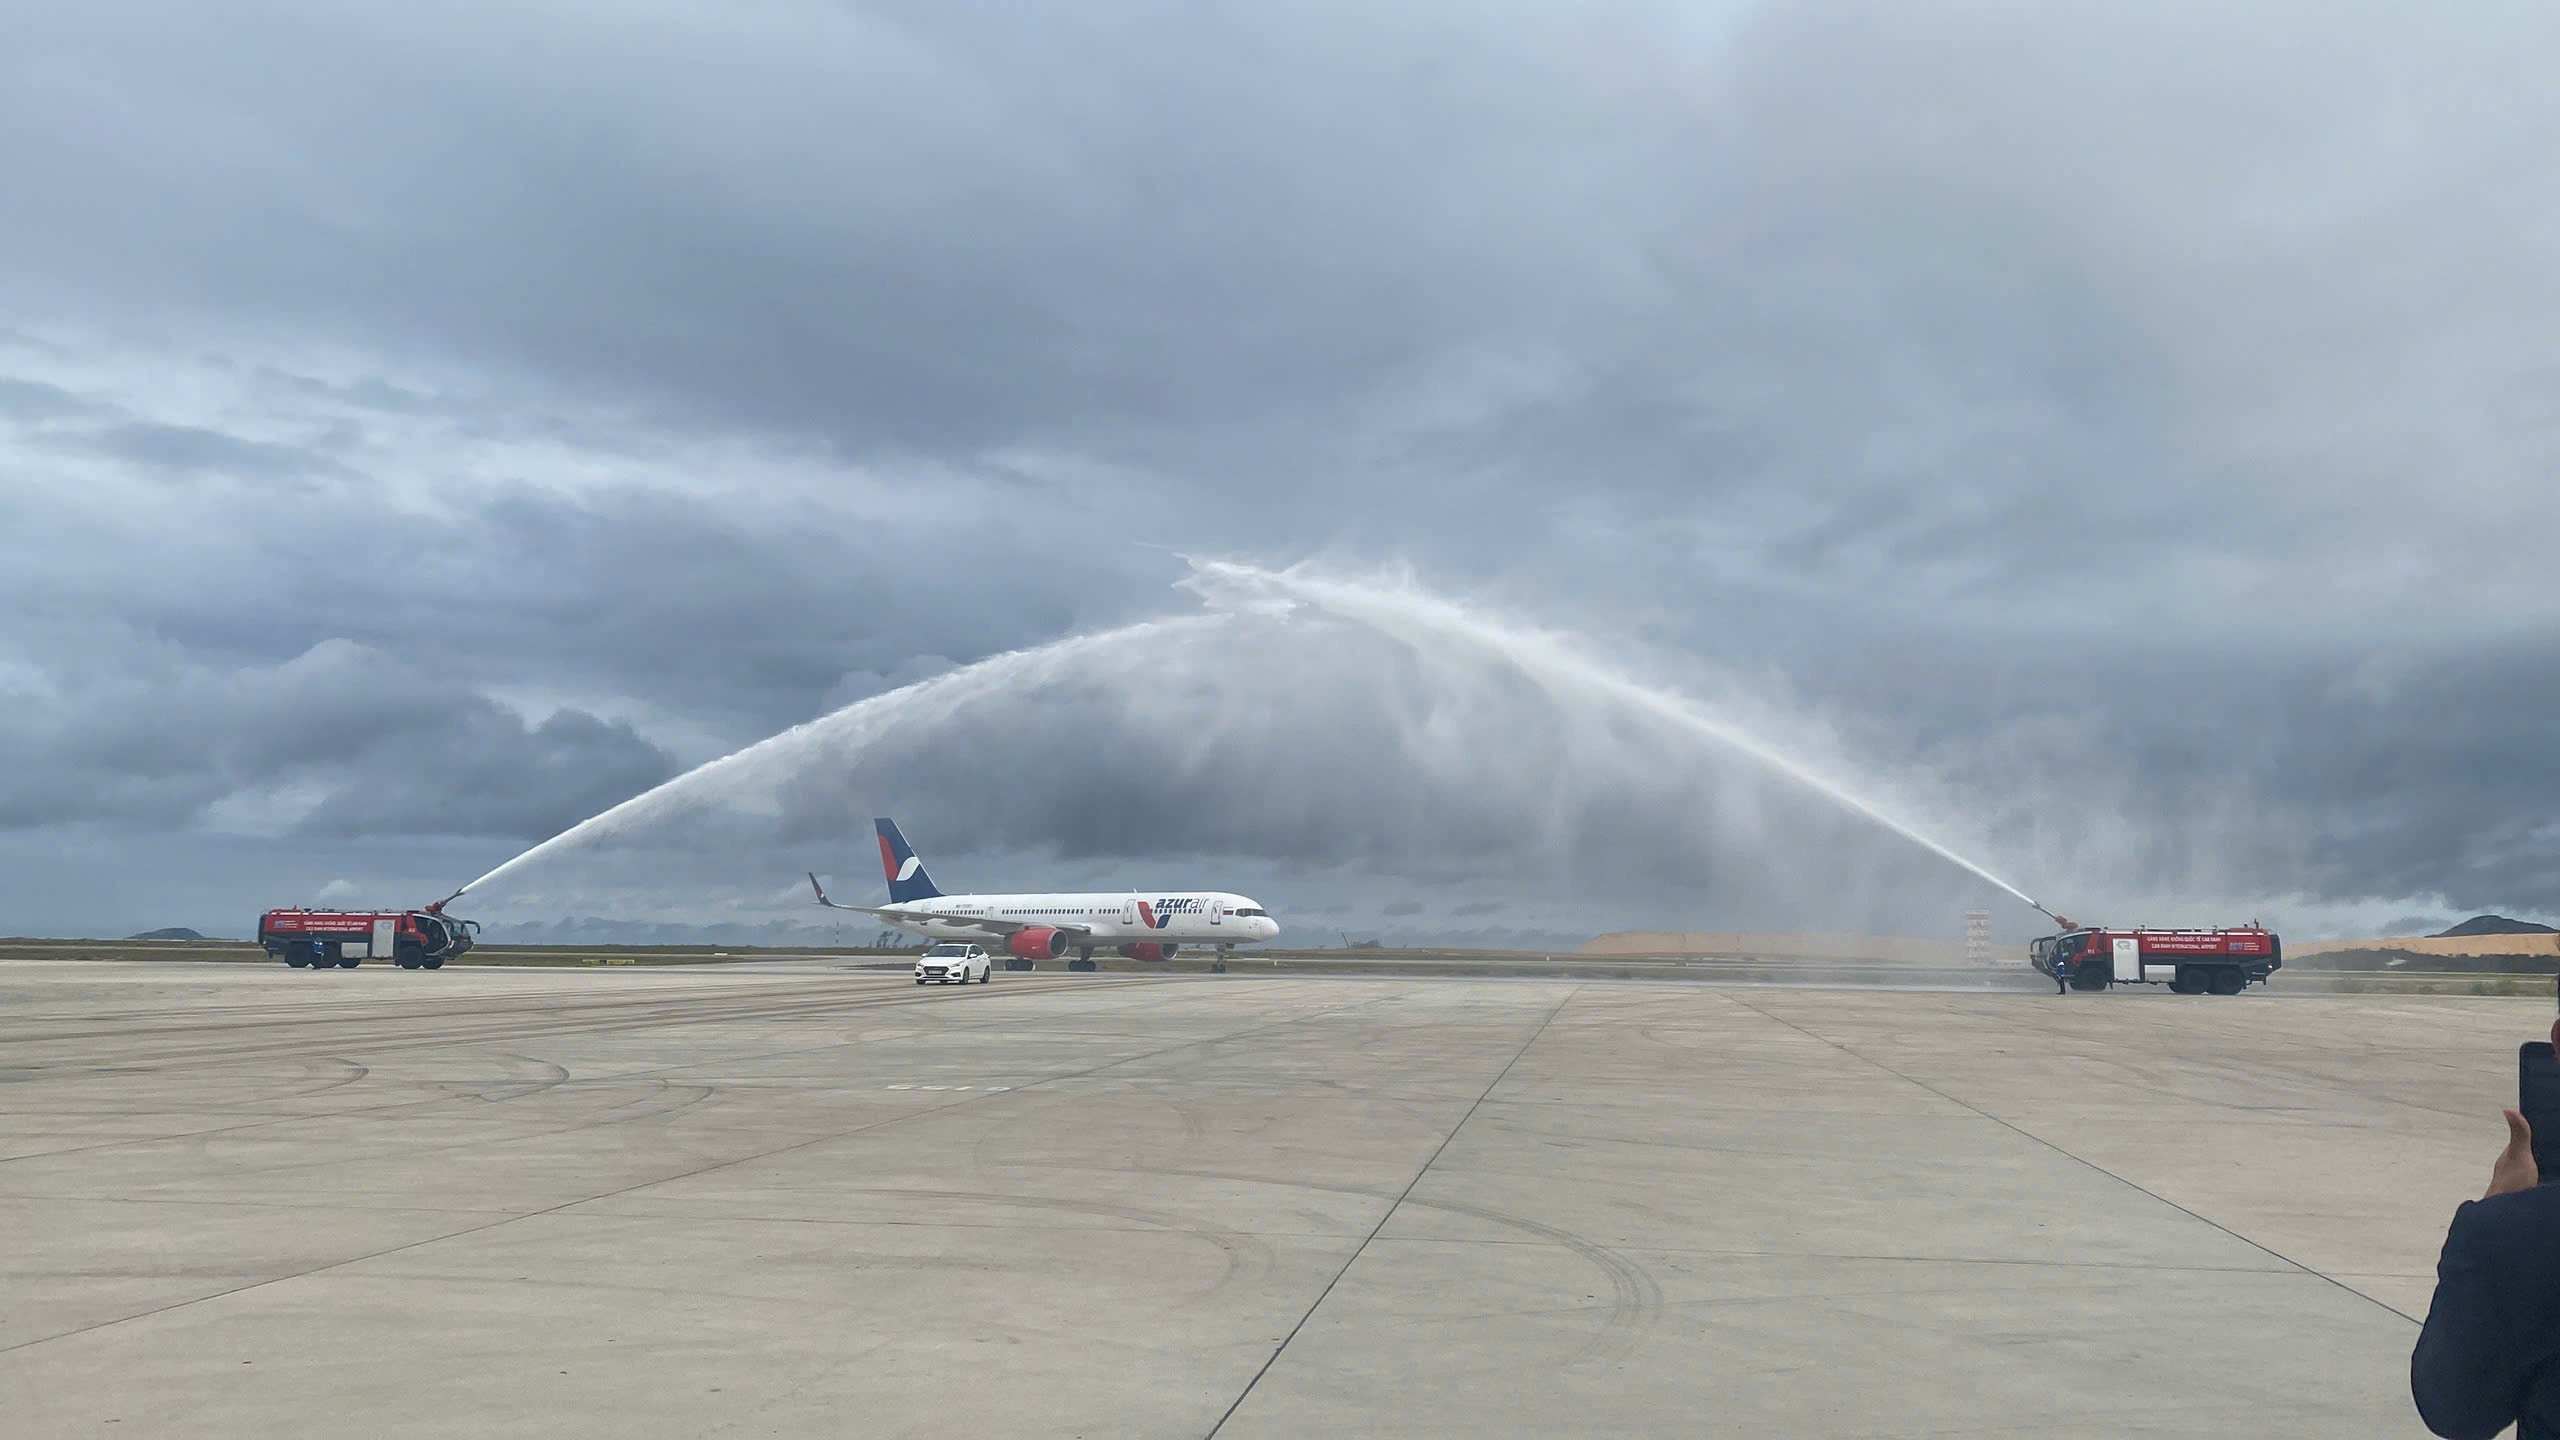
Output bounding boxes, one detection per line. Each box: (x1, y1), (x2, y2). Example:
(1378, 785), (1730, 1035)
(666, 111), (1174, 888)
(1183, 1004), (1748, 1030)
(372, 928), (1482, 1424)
(1117, 942), (1180, 963)
(1007, 927), (1072, 961)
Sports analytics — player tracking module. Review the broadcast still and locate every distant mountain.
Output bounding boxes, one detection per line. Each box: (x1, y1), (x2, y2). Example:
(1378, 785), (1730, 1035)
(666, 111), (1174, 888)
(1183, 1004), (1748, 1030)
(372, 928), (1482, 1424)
(127, 927), (206, 941)
(2437, 915), (2558, 938)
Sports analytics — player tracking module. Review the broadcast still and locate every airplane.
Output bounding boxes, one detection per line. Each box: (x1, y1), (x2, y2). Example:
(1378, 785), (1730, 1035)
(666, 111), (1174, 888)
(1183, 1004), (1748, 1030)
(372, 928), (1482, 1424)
(810, 817), (1282, 971)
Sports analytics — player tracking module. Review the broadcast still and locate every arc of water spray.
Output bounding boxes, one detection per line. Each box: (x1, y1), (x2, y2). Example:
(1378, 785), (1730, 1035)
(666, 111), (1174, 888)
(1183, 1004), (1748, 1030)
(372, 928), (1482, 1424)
(450, 559), (2062, 926)
(450, 613), (1230, 901)
(1183, 560), (2061, 923)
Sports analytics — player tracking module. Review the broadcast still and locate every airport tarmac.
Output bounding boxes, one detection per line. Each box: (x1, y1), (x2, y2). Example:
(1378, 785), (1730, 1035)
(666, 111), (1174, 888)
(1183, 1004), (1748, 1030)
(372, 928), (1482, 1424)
(0, 958), (2522, 1437)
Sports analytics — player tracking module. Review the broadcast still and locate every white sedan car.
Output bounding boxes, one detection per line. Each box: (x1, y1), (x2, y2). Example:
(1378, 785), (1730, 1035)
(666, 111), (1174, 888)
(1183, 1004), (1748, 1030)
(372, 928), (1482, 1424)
(915, 943), (993, 985)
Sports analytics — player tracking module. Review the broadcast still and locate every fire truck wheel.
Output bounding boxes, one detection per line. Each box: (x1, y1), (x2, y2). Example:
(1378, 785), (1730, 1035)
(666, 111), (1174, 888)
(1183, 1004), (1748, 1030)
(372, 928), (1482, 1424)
(2168, 969), (2198, 994)
(395, 943), (424, 970)
(422, 956), (444, 970)
(2208, 968), (2245, 996)
(337, 953), (361, 969)
(285, 953), (307, 968)
(2068, 967), (2107, 992)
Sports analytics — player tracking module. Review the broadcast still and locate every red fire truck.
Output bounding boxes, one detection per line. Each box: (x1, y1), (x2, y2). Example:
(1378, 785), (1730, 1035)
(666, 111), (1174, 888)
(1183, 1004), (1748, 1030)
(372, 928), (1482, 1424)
(2032, 924), (2281, 995)
(258, 905), (479, 971)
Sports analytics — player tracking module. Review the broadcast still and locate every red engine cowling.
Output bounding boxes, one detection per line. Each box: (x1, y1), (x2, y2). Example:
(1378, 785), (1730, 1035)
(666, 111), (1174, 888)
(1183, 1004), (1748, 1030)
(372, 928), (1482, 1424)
(1007, 928), (1071, 961)
(1117, 942), (1180, 963)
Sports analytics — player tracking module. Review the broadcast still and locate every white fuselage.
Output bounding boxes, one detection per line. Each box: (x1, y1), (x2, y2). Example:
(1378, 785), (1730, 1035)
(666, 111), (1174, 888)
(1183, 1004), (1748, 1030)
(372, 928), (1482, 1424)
(888, 892), (1279, 948)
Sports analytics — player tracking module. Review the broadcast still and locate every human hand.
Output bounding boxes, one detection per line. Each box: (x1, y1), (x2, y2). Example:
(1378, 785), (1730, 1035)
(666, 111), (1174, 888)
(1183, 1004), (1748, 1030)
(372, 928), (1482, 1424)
(2487, 1108), (2538, 1199)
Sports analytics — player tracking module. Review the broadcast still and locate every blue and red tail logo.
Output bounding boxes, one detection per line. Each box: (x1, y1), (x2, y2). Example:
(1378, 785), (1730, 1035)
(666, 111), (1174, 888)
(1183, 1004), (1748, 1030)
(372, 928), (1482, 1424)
(873, 818), (942, 903)
(1135, 900), (1167, 930)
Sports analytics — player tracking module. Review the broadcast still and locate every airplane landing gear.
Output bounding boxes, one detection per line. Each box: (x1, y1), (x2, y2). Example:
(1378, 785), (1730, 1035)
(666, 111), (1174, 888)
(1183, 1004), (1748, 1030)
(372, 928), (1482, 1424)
(1068, 950), (1098, 972)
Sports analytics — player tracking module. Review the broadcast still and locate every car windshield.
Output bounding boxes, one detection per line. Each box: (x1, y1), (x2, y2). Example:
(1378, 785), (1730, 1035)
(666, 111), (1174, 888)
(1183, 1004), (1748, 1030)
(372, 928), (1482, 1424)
(925, 944), (971, 958)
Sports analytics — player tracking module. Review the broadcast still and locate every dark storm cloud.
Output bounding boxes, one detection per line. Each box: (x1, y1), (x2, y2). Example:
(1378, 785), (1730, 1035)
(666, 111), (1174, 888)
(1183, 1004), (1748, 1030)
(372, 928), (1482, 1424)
(1794, 629), (2560, 921)
(0, 635), (675, 840)
(0, 376), (99, 422)
(0, 2), (2554, 936)
(0, 380), (1122, 744)
(8, 1), (2553, 590)
(0, 2), (1716, 482)
(2272, 641), (2560, 912)
(83, 420), (347, 478)
(298, 707), (679, 843)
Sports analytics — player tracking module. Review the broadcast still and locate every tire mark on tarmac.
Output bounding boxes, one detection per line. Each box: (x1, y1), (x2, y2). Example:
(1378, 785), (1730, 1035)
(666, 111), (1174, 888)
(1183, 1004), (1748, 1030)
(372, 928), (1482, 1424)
(1084, 1156), (1668, 1368)
(0, 978), (1405, 1357)
(2, 977), (1162, 1076)
(469, 1052), (573, 1104)
(245, 1054), (371, 1107)
(0, 979), (1164, 1166)
(1397, 1194), (1663, 1366)
(0, 980), (865, 1046)
(1713, 988), (2425, 1325)
(169, 1077), (733, 1189)
(821, 1187), (1277, 1301)
(1874, 994), (2490, 1126)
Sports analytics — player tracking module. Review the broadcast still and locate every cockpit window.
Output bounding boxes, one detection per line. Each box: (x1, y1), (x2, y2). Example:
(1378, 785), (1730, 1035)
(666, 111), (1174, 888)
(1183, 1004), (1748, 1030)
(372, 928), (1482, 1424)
(1232, 908), (1267, 918)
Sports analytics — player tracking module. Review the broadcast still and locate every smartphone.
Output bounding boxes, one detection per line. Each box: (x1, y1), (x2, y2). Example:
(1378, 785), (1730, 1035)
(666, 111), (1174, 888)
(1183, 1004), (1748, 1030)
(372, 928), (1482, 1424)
(2521, 1043), (2560, 1185)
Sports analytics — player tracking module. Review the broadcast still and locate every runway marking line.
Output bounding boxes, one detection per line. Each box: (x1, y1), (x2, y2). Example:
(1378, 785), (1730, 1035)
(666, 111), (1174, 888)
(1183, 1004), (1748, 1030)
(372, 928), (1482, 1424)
(1206, 984), (1582, 1437)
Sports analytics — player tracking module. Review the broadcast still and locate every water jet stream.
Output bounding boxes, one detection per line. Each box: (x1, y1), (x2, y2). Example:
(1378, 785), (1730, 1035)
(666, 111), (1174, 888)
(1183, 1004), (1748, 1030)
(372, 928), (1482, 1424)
(1183, 562), (2052, 918)
(452, 561), (2052, 923)
(453, 614), (1227, 899)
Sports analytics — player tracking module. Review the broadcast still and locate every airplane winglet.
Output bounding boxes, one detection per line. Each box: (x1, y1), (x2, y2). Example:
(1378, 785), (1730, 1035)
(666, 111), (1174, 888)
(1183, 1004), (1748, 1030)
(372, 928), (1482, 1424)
(809, 872), (837, 908)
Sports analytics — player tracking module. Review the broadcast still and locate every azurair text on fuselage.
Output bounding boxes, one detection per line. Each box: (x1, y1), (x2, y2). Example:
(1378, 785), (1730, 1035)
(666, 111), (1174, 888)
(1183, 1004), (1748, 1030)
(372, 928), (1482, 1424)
(811, 818), (1280, 969)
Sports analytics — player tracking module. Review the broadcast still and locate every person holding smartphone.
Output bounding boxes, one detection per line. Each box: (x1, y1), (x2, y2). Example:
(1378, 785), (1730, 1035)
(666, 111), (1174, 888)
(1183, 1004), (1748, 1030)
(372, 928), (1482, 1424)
(2411, 1016), (2560, 1439)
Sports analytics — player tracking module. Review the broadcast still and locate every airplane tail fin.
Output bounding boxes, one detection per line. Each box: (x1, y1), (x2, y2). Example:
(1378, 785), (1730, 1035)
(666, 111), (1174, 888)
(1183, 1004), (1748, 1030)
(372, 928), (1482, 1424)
(874, 818), (943, 902)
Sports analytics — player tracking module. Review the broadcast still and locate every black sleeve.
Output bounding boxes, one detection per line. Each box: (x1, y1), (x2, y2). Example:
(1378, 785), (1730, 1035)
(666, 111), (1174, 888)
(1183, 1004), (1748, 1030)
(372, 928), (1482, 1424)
(2412, 1201), (2519, 1440)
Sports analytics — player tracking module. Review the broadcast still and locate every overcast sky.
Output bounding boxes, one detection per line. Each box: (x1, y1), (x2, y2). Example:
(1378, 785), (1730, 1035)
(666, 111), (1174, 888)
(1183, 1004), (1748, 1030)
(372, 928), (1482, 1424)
(3, 1), (2555, 944)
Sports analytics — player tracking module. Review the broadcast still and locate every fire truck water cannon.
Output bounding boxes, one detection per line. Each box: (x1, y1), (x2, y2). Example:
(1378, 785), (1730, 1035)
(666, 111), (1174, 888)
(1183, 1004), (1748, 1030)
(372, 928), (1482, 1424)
(258, 901), (481, 972)
(2031, 919), (2283, 997)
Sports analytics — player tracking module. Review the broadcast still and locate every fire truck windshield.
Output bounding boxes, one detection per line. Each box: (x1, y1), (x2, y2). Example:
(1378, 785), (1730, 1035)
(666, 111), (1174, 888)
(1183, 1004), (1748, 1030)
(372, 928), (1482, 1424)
(2033, 931), (2095, 966)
